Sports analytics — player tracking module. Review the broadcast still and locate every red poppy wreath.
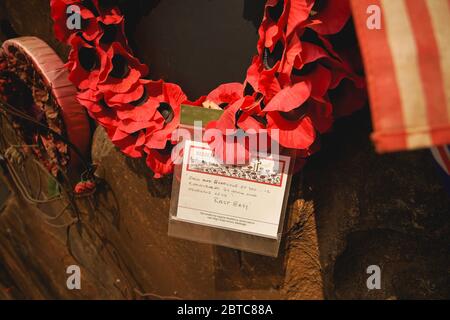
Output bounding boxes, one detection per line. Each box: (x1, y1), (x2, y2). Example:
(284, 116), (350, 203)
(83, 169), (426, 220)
(50, 0), (367, 178)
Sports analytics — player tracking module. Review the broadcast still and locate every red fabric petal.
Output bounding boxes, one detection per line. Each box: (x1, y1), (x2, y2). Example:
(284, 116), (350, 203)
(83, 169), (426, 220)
(51, 0), (100, 43)
(205, 83), (244, 106)
(115, 100), (160, 122)
(67, 36), (111, 90)
(144, 81), (187, 150)
(145, 146), (175, 178)
(292, 64), (332, 98)
(104, 79), (149, 106)
(264, 81), (311, 112)
(98, 42), (149, 93)
(286, 0), (315, 36)
(113, 132), (146, 158)
(308, 97), (333, 133)
(330, 79), (367, 118)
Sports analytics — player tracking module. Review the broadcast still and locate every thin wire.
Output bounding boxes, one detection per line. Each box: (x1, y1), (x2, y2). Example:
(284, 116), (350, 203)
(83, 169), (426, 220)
(0, 101), (93, 175)
(133, 288), (183, 301)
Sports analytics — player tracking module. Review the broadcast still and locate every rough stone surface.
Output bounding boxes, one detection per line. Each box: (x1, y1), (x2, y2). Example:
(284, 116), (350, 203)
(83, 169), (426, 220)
(1, 109), (449, 300)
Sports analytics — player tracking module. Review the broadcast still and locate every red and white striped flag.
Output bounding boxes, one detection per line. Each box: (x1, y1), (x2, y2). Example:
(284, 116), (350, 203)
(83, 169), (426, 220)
(431, 145), (450, 192)
(431, 145), (450, 175)
(351, 0), (450, 153)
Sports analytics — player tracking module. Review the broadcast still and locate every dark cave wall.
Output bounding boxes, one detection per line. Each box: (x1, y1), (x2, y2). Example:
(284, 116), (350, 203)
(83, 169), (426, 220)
(127, 0), (264, 98)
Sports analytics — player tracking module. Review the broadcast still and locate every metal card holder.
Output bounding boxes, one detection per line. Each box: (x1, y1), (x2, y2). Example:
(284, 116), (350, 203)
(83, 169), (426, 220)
(168, 105), (295, 257)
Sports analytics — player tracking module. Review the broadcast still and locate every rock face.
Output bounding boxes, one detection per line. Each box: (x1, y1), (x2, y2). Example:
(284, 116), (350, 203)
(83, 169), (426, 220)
(0, 0), (70, 58)
(0, 0), (449, 300)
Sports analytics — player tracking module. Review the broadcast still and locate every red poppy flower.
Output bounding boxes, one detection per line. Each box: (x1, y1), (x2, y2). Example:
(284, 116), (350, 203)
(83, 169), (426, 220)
(258, 0), (313, 53)
(255, 33), (303, 90)
(184, 95), (207, 107)
(291, 64), (332, 99)
(266, 110), (316, 150)
(91, 0), (123, 24)
(144, 80), (187, 150)
(263, 81), (311, 112)
(74, 180), (96, 194)
(204, 97), (267, 165)
(103, 79), (163, 123)
(324, 16), (364, 72)
(329, 79), (367, 118)
(185, 83), (244, 109)
(290, 141), (321, 173)
(257, 3), (284, 54)
(263, 37), (286, 72)
(309, 0), (351, 35)
(77, 88), (117, 127)
(117, 115), (164, 137)
(277, 32), (303, 85)
(204, 125), (254, 165)
(145, 144), (176, 178)
(261, 77), (333, 148)
(77, 88), (153, 158)
(76, 88), (103, 114)
(307, 96), (333, 133)
(215, 97), (265, 133)
(246, 56), (282, 101)
(247, 27), (310, 100)
(111, 129), (147, 158)
(92, 13), (130, 51)
(67, 36), (111, 90)
(286, 0), (315, 36)
(266, 92), (334, 150)
(204, 83), (244, 109)
(97, 42), (149, 93)
(296, 40), (364, 90)
(79, 84), (164, 138)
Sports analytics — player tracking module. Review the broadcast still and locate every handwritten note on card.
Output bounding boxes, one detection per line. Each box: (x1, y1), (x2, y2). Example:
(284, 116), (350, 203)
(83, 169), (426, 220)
(175, 141), (291, 239)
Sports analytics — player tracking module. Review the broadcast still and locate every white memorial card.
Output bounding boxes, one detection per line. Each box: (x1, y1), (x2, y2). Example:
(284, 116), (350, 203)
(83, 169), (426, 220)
(175, 140), (291, 239)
